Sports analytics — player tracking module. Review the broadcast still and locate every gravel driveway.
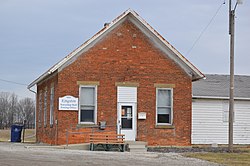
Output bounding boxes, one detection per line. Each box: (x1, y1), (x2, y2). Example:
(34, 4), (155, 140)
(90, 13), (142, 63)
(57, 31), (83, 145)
(0, 142), (221, 166)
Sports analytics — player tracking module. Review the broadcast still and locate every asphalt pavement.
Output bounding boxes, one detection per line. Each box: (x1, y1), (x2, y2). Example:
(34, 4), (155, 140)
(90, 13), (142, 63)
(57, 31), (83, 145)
(0, 142), (221, 166)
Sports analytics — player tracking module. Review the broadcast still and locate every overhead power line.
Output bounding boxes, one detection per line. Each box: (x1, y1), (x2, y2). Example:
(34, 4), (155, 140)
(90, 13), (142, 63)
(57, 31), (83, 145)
(186, 1), (226, 56)
(0, 78), (28, 86)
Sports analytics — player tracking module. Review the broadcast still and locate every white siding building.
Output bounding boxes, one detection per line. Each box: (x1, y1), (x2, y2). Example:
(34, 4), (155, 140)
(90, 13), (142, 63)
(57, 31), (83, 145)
(192, 74), (250, 144)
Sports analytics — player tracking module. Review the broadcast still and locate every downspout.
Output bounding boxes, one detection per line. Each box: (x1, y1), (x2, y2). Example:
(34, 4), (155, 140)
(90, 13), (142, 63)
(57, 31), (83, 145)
(28, 86), (37, 141)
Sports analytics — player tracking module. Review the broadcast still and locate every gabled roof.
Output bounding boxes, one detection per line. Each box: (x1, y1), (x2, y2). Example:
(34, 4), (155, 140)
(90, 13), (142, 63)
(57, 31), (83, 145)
(193, 74), (250, 100)
(28, 9), (204, 89)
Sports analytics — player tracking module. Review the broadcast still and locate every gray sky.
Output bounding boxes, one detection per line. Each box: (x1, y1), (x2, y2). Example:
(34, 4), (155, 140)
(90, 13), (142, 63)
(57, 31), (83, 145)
(0, 0), (249, 99)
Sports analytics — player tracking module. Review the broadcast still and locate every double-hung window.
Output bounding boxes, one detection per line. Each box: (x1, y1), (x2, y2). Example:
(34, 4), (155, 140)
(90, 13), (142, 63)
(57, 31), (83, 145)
(156, 88), (173, 125)
(38, 91), (42, 127)
(44, 87), (47, 127)
(79, 86), (97, 124)
(50, 84), (54, 126)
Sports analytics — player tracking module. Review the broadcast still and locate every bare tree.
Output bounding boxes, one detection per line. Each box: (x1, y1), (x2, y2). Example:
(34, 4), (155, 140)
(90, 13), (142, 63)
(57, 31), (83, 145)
(17, 98), (35, 128)
(0, 94), (4, 129)
(7, 93), (18, 127)
(0, 92), (10, 129)
(0, 92), (35, 129)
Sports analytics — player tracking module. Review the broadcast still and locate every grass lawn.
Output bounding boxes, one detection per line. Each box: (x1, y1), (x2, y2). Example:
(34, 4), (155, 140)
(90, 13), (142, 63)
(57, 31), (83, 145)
(0, 129), (36, 143)
(184, 148), (250, 166)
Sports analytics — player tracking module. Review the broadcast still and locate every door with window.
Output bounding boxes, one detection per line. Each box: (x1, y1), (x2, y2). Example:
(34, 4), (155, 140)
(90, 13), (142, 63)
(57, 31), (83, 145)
(117, 86), (137, 141)
(118, 103), (136, 141)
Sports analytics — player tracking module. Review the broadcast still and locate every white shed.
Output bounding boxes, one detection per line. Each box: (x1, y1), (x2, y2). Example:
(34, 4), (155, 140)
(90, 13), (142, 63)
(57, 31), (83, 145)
(192, 74), (250, 144)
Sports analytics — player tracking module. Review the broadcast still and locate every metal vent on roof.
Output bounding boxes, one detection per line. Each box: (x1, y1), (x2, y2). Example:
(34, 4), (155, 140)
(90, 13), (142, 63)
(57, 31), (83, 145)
(104, 22), (110, 27)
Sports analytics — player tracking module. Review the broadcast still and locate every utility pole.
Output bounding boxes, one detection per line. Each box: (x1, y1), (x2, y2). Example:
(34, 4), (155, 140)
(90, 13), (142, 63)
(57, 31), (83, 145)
(228, 0), (242, 153)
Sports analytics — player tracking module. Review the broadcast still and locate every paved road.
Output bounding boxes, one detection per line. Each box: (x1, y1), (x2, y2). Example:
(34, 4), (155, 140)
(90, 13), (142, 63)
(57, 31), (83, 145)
(0, 142), (221, 166)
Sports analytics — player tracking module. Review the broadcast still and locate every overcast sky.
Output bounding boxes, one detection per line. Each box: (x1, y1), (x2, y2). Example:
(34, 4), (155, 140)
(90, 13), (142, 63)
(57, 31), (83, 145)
(0, 0), (249, 99)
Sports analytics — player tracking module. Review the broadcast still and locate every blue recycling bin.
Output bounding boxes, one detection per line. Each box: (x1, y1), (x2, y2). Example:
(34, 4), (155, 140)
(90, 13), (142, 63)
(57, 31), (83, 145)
(11, 124), (23, 142)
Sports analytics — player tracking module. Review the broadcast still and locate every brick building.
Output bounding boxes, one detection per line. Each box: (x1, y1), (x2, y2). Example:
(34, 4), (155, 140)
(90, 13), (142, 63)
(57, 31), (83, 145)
(28, 9), (204, 146)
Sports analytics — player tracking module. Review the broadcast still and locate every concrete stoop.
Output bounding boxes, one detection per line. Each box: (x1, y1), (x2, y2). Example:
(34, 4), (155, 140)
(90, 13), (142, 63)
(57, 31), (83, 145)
(62, 143), (90, 150)
(126, 141), (148, 152)
(25, 143), (90, 150)
(26, 142), (148, 152)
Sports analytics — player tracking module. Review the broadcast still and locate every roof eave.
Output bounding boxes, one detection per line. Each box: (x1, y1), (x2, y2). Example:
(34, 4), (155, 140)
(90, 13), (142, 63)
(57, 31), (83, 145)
(128, 10), (204, 81)
(27, 72), (48, 89)
(27, 10), (132, 89)
(28, 9), (204, 88)
(192, 73), (205, 82)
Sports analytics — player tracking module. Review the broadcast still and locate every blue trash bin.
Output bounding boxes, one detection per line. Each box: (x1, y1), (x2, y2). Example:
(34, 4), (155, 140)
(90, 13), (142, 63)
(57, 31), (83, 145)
(11, 124), (23, 142)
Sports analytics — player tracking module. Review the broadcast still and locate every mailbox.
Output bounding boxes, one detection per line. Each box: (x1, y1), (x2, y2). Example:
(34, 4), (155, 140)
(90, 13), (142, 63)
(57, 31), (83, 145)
(99, 121), (106, 130)
(138, 112), (146, 120)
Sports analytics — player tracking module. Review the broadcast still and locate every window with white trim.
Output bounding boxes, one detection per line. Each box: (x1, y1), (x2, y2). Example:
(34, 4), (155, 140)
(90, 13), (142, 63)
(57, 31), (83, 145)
(50, 84), (54, 126)
(79, 86), (97, 124)
(44, 87), (47, 127)
(38, 90), (42, 127)
(156, 88), (173, 125)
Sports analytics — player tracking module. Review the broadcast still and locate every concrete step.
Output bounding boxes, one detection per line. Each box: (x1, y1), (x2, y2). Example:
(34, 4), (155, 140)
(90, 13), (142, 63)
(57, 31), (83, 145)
(61, 143), (90, 150)
(126, 141), (147, 145)
(126, 141), (148, 152)
(128, 144), (146, 149)
(129, 148), (147, 153)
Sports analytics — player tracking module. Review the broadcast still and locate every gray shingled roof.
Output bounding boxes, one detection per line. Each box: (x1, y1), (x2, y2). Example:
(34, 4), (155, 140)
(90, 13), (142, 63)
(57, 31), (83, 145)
(192, 74), (250, 99)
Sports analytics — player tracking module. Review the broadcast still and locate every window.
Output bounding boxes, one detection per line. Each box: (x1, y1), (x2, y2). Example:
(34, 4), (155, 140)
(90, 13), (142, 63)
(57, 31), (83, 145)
(50, 84), (54, 126)
(44, 87), (47, 127)
(156, 88), (173, 125)
(38, 91), (42, 127)
(121, 106), (133, 129)
(79, 86), (97, 124)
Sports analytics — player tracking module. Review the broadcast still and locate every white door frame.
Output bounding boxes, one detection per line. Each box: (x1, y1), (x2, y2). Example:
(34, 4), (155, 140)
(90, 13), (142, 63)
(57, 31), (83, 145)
(117, 102), (137, 141)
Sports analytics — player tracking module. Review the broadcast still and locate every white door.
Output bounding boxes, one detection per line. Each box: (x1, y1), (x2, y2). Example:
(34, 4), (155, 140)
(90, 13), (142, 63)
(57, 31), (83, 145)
(118, 103), (136, 141)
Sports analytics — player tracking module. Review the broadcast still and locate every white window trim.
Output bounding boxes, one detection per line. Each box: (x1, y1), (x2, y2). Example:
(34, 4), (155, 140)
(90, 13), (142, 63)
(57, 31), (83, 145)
(156, 88), (173, 125)
(78, 85), (97, 124)
(44, 87), (47, 127)
(38, 90), (43, 127)
(49, 85), (54, 126)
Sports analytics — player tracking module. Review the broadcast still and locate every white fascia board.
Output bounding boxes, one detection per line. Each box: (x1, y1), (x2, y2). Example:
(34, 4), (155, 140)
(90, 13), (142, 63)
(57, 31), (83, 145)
(28, 9), (204, 89)
(58, 9), (204, 80)
(58, 15), (129, 72)
(55, 9), (132, 72)
(27, 10), (131, 89)
(129, 10), (204, 80)
(27, 71), (50, 89)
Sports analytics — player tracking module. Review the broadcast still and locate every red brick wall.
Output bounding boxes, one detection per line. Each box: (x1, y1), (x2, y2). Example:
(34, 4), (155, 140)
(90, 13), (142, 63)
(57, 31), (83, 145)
(37, 19), (192, 146)
(36, 73), (58, 145)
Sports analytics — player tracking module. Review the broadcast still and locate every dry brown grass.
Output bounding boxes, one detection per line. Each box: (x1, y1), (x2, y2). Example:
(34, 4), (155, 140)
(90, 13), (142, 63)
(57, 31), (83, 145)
(184, 148), (250, 166)
(0, 129), (35, 142)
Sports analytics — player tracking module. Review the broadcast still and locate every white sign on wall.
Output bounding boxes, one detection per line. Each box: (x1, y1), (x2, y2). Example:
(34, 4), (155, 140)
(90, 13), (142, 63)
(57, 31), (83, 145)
(138, 112), (146, 120)
(59, 95), (78, 110)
